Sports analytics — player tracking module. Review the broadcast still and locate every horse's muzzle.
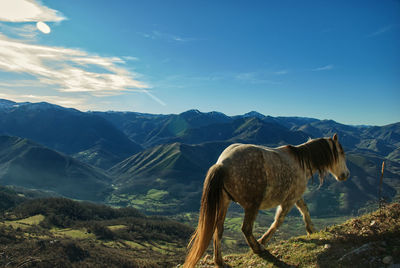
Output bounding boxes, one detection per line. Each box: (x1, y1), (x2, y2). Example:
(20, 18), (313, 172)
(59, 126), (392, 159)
(339, 171), (350, 181)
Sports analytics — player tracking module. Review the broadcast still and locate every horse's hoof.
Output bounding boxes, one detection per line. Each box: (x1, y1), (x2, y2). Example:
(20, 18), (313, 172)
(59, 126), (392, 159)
(252, 245), (266, 255)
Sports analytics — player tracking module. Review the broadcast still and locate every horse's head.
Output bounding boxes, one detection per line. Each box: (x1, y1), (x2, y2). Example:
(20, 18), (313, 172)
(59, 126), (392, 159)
(329, 134), (350, 181)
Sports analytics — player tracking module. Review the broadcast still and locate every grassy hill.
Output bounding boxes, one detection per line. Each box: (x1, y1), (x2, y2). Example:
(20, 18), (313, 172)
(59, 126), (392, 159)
(193, 202), (400, 268)
(0, 197), (193, 267)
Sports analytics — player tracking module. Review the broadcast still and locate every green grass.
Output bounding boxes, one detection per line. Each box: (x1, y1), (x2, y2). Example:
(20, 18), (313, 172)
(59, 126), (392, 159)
(107, 224), (127, 231)
(51, 227), (96, 239)
(107, 192), (180, 213)
(1, 214), (45, 229)
(146, 189), (169, 200)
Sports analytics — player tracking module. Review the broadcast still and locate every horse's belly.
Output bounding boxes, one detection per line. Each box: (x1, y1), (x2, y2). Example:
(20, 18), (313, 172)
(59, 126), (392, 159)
(259, 196), (281, 210)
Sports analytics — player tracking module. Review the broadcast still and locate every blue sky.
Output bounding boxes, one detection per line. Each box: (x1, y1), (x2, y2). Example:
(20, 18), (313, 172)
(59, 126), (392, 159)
(0, 0), (399, 126)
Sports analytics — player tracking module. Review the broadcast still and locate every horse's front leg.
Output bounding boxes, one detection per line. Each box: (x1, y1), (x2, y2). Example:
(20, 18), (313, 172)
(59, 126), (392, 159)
(258, 204), (291, 246)
(295, 198), (316, 235)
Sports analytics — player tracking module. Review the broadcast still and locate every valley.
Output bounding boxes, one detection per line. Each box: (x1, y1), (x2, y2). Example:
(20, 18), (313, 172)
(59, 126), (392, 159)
(0, 98), (399, 266)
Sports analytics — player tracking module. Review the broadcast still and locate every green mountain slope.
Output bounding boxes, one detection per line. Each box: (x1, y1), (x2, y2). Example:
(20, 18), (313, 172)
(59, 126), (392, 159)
(109, 142), (229, 213)
(0, 136), (112, 201)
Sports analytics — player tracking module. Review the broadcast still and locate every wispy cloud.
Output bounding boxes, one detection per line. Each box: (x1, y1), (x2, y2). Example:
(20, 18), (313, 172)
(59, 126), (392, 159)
(139, 30), (195, 42)
(0, 22), (38, 40)
(0, 34), (149, 96)
(235, 71), (282, 85)
(312, 64), (334, 71)
(273, 70), (289, 75)
(0, 0), (65, 22)
(367, 25), (396, 38)
(122, 56), (139, 61)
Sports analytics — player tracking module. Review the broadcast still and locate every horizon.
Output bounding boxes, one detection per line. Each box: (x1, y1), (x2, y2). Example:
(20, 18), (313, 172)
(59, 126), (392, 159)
(0, 0), (399, 126)
(1, 97), (397, 127)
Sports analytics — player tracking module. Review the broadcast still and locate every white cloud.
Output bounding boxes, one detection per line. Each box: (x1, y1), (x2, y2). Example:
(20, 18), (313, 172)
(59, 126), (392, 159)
(0, 92), (87, 110)
(312, 64), (334, 71)
(0, 34), (149, 96)
(0, 0), (166, 108)
(0, 0), (65, 22)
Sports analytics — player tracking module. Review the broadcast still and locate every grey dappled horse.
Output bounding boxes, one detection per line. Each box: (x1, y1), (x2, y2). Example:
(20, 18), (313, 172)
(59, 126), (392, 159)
(184, 134), (350, 267)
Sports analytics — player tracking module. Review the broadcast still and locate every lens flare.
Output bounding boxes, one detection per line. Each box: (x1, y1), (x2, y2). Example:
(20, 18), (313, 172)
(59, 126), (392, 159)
(36, 21), (51, 34)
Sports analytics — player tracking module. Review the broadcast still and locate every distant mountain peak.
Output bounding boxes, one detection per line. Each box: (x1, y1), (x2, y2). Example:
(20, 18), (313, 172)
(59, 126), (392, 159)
(0, 99), (76, 112)
(243, 111), (266, 119)
(0, 99), (26, 109)
(180, 109), (202, 115)
(0, 99), (17, 105)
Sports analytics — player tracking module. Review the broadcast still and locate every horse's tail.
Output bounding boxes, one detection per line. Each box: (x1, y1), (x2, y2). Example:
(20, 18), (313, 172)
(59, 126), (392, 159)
(184, 163), (226, 268)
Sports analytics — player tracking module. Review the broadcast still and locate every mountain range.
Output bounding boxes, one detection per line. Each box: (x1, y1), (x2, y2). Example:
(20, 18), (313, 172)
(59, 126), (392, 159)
(0, 98), (399, 215)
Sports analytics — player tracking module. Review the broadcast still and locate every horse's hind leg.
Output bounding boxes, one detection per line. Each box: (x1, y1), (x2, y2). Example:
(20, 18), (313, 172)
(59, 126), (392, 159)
(295, 198), (316, 235)
(258, 205), (290, 246)
(242, 207), (264, 254)
(213, 195), (230, 267)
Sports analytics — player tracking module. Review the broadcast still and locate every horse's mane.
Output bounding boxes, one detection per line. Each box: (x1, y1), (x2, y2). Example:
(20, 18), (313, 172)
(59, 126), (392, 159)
(286, 138), (339, 186)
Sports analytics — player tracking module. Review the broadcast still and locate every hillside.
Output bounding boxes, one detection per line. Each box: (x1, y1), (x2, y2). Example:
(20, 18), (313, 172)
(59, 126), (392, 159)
(0, 197), (192, 267)
(0, 136), (112, 202)
(108, 142), (230, 213)
(194, 202), (400, 267)
(93, 110), (233, 148)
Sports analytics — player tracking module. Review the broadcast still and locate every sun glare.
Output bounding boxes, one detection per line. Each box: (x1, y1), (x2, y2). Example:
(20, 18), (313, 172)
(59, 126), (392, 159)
(36, 21), (51, 34)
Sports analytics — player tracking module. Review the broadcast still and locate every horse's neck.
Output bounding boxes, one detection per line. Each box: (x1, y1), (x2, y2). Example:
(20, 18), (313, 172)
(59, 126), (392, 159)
(291, 139), (331, 178)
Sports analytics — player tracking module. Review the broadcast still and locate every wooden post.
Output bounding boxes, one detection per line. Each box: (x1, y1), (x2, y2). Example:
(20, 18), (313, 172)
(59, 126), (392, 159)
(378, 161), (385, 209)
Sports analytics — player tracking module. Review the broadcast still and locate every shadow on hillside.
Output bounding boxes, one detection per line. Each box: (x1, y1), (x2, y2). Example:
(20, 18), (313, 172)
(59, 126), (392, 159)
(257, 250), (292, 268)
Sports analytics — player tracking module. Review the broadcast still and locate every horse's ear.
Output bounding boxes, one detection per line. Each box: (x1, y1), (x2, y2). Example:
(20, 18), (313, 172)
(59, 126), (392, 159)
(333, 133), (338, 141)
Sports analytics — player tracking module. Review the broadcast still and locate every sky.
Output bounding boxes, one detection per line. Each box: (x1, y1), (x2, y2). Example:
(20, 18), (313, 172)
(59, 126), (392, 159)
(0, 0), (399, 126)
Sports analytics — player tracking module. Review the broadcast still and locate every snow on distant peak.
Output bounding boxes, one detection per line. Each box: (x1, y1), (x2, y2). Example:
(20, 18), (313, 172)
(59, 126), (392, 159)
(0, 99), (17, 108)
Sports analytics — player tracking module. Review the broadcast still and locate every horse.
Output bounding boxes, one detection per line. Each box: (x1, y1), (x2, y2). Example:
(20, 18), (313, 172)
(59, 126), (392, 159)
(184, 134), (350, 268)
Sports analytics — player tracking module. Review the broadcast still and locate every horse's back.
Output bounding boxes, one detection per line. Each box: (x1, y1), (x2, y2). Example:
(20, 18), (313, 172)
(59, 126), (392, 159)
(217, 143), (269, 163)
(216, 143), (305, 210)
(215, 144), (272, 208)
